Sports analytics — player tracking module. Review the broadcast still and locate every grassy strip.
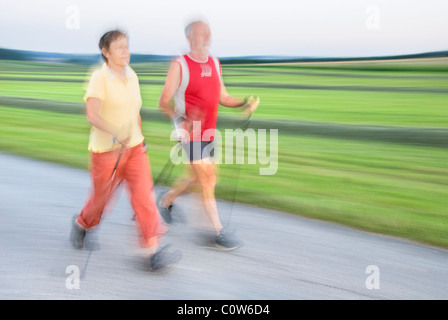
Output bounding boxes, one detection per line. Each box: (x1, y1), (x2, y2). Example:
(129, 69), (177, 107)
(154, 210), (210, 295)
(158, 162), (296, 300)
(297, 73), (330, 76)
(2, 59), (447, 128)
(2, 76), (447, 94)
(1, 81), (448, 128)
(1, 96), (447, 148)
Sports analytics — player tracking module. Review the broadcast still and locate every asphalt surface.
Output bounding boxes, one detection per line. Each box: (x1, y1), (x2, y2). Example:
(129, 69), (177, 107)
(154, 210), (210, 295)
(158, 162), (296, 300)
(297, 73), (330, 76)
(1, 152), (448, 300)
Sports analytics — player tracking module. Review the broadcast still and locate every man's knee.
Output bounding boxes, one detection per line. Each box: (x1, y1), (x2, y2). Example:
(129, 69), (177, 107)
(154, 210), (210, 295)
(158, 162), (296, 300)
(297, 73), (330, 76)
(194, 164), (216, 189)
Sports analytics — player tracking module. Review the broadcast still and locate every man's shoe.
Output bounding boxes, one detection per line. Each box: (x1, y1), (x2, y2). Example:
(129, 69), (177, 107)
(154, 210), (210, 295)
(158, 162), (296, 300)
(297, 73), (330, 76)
(215, 227), (242, 251)
(156, 191), (174, 224)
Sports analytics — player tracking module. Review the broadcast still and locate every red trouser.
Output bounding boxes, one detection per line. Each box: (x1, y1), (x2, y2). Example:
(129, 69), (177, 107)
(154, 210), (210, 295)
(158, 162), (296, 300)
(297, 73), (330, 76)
(77, 142), (167, 248)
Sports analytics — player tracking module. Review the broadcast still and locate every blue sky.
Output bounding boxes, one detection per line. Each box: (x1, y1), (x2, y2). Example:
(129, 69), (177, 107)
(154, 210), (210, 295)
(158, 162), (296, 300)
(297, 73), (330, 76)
(1, 0), (447, 57)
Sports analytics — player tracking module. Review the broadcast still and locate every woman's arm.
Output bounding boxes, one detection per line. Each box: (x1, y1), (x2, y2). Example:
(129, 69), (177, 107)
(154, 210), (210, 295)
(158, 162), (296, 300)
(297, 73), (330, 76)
(86, 97), (130, 145)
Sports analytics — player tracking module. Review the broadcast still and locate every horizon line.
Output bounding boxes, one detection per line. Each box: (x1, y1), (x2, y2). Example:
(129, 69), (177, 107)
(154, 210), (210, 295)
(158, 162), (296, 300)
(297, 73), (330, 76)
(1, 47), (448, 60)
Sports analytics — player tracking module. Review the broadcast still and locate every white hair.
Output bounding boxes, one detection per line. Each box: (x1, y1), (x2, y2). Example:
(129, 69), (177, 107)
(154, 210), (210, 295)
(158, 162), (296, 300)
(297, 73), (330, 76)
(184, 20), (209, 38)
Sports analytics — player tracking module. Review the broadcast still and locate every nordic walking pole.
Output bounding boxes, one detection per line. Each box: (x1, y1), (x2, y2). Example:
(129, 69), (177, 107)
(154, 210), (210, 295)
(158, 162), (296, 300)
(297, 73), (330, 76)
(226, 114), (252, 228)
(154, 155), (175, 186)
(80, 250), (93, 280)
(154, 114), (189, 187)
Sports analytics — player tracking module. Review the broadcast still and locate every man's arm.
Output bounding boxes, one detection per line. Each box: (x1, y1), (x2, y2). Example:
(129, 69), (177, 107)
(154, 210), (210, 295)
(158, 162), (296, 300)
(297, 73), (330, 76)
(159, 61), (181, 120)
(219, 83), (245, 108)
(220, 82), (260, 116)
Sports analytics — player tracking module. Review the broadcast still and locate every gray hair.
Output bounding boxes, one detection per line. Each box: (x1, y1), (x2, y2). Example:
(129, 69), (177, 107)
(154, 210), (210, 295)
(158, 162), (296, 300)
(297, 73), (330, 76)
(184, 20), (208, 38)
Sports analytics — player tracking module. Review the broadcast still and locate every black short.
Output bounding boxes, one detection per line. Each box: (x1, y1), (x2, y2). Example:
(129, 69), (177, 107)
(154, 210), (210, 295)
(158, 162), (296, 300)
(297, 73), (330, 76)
(181, 140), (215, 162)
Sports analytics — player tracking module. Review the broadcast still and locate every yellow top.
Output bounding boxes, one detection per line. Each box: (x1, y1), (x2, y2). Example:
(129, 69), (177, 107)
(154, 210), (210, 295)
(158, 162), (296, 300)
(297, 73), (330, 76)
(83, 63), (144, 153)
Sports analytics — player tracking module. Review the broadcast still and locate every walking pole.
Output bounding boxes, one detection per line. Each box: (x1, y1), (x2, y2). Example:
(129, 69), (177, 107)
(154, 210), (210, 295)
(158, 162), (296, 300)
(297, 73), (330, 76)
(154, 155), (176, 186)
(225, 114), (252, 228)
(154, 114), (188, 187)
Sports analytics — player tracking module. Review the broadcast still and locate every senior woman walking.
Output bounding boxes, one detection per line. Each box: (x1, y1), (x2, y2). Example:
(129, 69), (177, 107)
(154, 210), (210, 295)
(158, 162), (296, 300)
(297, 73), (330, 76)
(69, 29), (181, 271)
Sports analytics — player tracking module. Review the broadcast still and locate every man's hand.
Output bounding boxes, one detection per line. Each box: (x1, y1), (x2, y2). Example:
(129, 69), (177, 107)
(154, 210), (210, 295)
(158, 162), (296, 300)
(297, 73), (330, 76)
(173, 114), (190, 144)
(241, 96), (260, 117)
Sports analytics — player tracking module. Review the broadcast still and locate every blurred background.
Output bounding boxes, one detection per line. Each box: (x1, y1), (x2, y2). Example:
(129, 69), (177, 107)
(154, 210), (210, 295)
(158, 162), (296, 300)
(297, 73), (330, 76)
(1, 0), (448, 249)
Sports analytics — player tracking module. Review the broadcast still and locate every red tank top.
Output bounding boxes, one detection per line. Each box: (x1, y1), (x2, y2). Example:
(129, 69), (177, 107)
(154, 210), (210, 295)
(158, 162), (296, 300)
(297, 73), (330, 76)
(174, 54), (222, 142)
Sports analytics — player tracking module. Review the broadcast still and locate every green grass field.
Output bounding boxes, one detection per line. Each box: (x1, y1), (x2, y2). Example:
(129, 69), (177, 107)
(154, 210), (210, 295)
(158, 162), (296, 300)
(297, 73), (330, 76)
(1, 58), (447, 248)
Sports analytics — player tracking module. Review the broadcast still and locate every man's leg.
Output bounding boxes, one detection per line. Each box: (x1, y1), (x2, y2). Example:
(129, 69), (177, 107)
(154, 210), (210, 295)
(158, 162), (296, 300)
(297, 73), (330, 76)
(190, 158), (222, 235)
(190, 158), (241, 250)
(161, 165), (197, 207)
(157, 164), (197, 224)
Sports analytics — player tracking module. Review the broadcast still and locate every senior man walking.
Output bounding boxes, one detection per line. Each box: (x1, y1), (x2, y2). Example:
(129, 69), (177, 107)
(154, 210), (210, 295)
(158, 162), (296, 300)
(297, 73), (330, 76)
(158, 20), (259, 250)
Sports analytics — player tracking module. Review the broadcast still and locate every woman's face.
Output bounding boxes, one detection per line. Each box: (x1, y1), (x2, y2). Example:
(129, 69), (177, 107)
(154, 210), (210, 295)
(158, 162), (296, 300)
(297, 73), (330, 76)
(103, 36), (130, 67)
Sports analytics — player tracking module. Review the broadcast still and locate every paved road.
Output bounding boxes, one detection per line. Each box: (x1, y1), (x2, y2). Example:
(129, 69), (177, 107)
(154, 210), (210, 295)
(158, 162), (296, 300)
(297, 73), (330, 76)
(1, 152), (447, 300)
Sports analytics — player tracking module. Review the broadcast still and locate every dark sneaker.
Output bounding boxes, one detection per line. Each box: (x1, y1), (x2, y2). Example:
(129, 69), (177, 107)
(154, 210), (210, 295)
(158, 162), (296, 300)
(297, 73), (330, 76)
(215, 227), (242, 250)
(70, 215), (86, 249)
(84, 228), (101, 251)
(156, 191), (173, 224)
(148, 244), (183, 271)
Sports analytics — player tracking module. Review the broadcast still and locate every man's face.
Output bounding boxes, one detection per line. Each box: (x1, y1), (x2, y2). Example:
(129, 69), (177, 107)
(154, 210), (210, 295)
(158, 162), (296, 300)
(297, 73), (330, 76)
(189, 22), (211, 50)
(103, 36), (130, 66)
